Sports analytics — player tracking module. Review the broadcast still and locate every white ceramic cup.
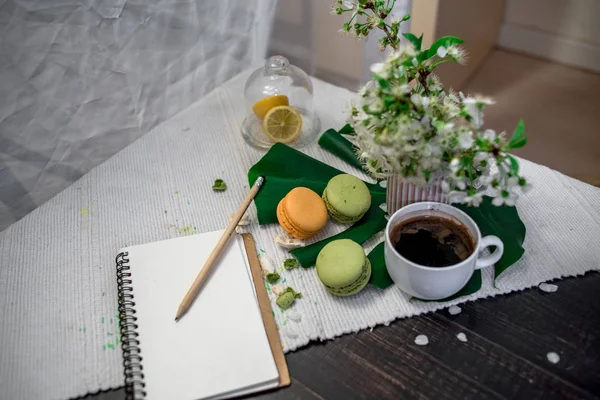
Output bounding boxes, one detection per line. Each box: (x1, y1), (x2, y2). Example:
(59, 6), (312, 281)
(384, 202), (504, 300)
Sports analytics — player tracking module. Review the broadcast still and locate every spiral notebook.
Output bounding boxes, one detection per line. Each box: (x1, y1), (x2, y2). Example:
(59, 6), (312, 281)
(115, 232), (289, 400)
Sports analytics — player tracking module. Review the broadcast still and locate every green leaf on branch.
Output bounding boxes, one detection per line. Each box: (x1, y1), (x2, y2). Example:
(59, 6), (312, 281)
(508, 154), (519, 175)
(506, 119), (527, 149)
(373, 74), (389, 89)
(426, 36), (465, 59)
(402, 33), (423, 50)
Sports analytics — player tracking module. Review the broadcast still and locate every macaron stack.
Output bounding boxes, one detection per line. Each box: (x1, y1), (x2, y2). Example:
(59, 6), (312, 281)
(316, 239), (371, 296)
(322, 174), (371, 224)
(277, 187), (328, 239)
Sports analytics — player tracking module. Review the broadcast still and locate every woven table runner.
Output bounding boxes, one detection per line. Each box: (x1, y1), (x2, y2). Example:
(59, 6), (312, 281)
(1, 70), (599, 400)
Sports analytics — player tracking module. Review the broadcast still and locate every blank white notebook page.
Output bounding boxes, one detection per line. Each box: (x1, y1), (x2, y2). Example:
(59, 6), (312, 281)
(122, 231), (279, 400)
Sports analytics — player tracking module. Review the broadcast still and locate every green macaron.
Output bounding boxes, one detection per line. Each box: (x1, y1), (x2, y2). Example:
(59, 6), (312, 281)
(322, 174), (371, 224)
(316, 239), (371, 296)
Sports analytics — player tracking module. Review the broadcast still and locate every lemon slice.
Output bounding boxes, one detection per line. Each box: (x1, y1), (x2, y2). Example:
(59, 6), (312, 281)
(262, 105), (302, 143)
(252, 95), (289, 120)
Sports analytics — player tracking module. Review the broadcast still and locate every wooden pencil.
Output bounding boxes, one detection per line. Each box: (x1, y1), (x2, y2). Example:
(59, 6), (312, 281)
(174, 175), (265, 321)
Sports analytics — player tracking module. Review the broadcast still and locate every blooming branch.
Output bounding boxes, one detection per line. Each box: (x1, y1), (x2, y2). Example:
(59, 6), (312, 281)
(348, 43), (529, 206)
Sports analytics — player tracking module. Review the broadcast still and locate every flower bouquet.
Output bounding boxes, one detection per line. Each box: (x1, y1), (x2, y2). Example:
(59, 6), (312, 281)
(334, 0), (530, 212)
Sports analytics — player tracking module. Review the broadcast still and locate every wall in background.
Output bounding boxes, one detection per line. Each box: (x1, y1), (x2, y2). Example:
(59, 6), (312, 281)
(498, 0), (600, 72)
(411, 0), (506, 90)
(268, 0), (411, 90)
(268, 0), (363, 90)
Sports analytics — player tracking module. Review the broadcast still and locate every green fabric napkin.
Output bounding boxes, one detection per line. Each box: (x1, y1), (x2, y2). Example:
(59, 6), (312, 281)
(291, 204), (387, 268)
(367, 242), (394, 289)
(248, 142), (385, 225)
(247, 142), (387, 268)
(318, 128), (363, 171)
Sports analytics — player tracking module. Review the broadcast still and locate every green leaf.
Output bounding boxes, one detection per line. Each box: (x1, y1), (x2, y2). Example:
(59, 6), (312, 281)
(507, 120), (525, 148)
(291, 204), (387, 268)
(402, 32), (422, 50)
(248, 142), (386, 225)
(338, 124), (355, 135)
(507, 154), (519, 175)
(508, 136), (528, 149)
(455, 196), (526, 280)
(426, 35), (465, 59)
(318, 129), (364, 171)
(373, 74), (389, 89)
(415, 270), (482, 302)
(367, 242), (394, 289)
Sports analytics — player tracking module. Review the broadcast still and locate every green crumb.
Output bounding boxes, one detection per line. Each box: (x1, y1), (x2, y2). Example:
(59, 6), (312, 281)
(285, 287), (302, 299)
(266, 272), (280, 284)
(276, 292), (295, 309)
(212, 179), (227, 191)
(103, 345), (106, 351)
(276, 286), (302, 309)
(107, 343), (115, 349)
(283, 258), (299, 270)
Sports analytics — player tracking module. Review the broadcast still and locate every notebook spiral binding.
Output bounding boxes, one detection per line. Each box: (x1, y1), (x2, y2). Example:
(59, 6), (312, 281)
(116, 252), (146, 399)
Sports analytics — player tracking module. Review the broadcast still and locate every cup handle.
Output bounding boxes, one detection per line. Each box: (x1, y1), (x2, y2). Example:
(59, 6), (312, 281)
(475, 235), (504, 270)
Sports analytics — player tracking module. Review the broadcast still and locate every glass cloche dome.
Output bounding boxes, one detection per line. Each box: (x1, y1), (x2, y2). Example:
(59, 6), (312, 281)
(241, 55), (320, 149)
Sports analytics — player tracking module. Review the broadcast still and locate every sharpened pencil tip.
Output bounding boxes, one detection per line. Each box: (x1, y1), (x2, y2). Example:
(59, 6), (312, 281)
(174, 317), (179, 322)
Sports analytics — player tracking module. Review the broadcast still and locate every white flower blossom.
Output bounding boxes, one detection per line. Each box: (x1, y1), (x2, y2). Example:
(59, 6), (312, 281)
(346, 43), (529, 207)
(492, 190), (517, 206)
(370, 62), (385, 74)
(482, 129), (496, 142)
(448, 46), (468, 64)
(437, 46), (448, 58)
(458, 131), (474, 149)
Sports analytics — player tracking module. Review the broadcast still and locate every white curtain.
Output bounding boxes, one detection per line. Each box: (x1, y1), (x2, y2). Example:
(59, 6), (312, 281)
(0, 0), (277, 231)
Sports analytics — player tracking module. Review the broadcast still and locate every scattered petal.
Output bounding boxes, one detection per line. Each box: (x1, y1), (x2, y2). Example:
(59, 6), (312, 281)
(547, 352), (560, 364)
(274, 234), (306, 250)
(271, 284), (285, 296)
(414, 334), (429, 346)
(448, 305), (462, 315)
(229, 214), (251, 226)
(379, 180), (388, 188)
(285, 327), (299, 339)
(539, 283), (558, 293)
(456, 332), (467, 342)
(379, 203), (388, 213)
(287, 310), (302, 322)
(259, 254), (275, 274)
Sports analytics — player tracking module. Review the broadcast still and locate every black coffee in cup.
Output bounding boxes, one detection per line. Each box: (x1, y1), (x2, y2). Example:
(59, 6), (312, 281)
(390, 215), (475, 267)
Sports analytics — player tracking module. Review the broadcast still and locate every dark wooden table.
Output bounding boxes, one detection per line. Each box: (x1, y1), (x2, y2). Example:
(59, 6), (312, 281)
(90, 272), (600, 400)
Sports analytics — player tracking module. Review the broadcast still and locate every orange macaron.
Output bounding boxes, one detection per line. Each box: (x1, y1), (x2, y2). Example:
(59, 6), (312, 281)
(277, 187), (328, 239)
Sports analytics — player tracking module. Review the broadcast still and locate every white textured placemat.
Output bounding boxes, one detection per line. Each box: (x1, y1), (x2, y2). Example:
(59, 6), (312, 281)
(0, 70), (599, 400)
